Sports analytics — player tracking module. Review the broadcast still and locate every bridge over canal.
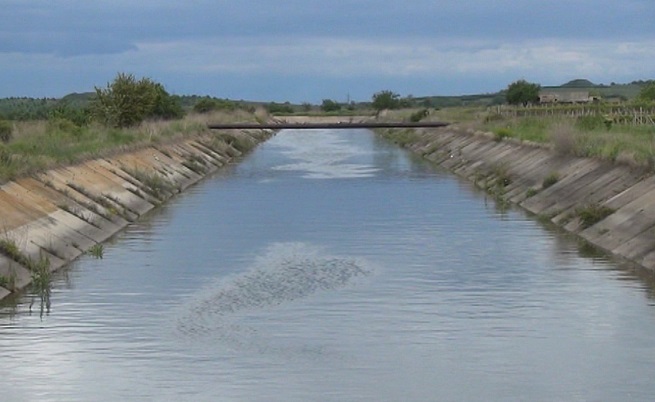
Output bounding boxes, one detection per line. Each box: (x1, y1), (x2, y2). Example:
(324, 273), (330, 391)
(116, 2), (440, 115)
(207, 121), (450, 130)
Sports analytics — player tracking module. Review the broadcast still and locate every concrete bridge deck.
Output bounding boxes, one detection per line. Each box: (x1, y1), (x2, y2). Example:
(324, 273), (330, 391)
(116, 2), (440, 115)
(208, 121), (450, 130)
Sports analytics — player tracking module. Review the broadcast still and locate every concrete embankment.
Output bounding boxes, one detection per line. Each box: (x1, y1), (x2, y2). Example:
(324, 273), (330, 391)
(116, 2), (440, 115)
(380, 126), (655, 272)
(0, 130), (273, 301)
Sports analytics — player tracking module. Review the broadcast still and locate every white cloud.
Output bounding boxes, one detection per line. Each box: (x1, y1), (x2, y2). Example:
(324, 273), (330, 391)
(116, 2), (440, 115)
(1, 35), (654, 99)
(126, 36), (655, 80)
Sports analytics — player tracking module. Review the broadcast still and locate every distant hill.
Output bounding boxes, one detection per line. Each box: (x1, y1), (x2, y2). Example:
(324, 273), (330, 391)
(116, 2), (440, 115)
(561, 79), (596, 88)
(0, 78), (651, 120)
(541, 79), (644, 101)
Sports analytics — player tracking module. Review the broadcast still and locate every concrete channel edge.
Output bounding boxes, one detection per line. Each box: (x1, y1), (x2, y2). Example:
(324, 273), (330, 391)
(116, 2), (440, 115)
(381, 125), (655, 274)
(0, 130), (274, 302)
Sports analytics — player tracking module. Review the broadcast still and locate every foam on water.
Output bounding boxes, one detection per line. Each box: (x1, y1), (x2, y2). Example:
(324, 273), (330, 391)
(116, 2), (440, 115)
(176, 242), (373, 337)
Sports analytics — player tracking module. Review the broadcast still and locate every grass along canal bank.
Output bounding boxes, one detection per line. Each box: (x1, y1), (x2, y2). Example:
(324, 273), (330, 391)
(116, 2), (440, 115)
(0, 128), (273, 302)
(378, 124), (655, 274)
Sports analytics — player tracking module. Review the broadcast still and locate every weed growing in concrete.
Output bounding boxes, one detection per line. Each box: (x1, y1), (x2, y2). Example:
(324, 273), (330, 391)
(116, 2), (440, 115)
(122, 167), (177, 202)
(542, 172), (559, 189)
(526, 188), (539, 198)
(576, 204), (615, 228)
(28, 253), (52, 319)
(87, 243), (104, 259)
(491, 163), (512, 188)
(0, 238), (30, 267)
(182, 154), (208, 175)
(30, 255), (51, 285)
(493, 128), (512, 141)
(0, 273), (15, 290)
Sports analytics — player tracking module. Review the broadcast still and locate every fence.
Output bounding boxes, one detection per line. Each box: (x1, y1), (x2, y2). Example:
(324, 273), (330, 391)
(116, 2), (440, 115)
(490, 105), (655, 126)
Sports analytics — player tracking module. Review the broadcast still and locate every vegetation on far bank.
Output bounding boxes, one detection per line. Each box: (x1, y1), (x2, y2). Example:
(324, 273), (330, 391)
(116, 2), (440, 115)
(0, 73), (262, 184)
(2, 73), (655, 184)
(377, 79), (655, 169)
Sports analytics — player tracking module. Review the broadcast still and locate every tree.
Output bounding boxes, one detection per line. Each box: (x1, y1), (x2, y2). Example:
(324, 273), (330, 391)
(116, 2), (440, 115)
(321, 99), (341, 112)
(193, 98), (220, 114)
(372, 90), (401, 112)
(505, 80), (541, 106)
(638, 82), (655, 102)
(91, 73), (182, 128)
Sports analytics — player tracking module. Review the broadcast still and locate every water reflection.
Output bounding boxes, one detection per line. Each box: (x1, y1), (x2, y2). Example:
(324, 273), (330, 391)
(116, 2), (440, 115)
(2, 129), (655, 401)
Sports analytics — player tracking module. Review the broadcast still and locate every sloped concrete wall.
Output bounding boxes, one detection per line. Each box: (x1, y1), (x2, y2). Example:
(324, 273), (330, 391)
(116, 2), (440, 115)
(382, 126), (655, 272)
(0, 130), (273, 301)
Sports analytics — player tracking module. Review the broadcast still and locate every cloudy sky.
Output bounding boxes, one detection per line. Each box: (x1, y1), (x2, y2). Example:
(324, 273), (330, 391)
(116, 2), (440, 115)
(2, 0), (654, 103)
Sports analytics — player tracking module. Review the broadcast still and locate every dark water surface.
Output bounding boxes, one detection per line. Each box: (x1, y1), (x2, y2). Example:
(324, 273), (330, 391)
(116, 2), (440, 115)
(2, 129), (655, 401)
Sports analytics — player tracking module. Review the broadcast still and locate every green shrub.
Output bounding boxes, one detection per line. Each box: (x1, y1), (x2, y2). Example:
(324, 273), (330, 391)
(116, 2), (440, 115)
(575, 115), (605, 131)
(193, 98), (236, 113)
(493, 128), (512, 141)
(576, 204), (614, 228)
(0, 120), (12, 143)
(267, 102), (294, 114)
(321, 99), (341, 112)
(0, 239), (29, 267)
(542, 172), (559, 189)
(409, 109), (430, 122)
(92, 72), (183, 128)
(87, 243), (104, 259)
(46, 117), (80, 137)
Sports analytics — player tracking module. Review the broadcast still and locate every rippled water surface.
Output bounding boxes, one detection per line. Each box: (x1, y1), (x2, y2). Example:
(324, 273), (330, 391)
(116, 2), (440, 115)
(3, 129), (655, 401)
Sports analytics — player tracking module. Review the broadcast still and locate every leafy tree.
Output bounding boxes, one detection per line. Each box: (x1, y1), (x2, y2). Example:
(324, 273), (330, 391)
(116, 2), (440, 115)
(267, 102), (294, 114)
(91, 73), (182, 128)
(505, 80), (541, 106)
(638, 82), (655, 102)
(321, 99), (341, 112)
(193, 98), (220, 114)
(151, 89), (184, 120)
(48, 101), (91, 127)
(372, 90), (401, 112)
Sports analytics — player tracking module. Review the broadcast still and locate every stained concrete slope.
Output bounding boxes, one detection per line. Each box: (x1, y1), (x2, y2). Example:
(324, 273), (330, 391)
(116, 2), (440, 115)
(0, 131), (272, 300)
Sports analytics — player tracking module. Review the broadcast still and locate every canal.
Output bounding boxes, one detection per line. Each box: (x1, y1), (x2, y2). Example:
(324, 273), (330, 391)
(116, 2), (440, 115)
(2, 129), (655, 401)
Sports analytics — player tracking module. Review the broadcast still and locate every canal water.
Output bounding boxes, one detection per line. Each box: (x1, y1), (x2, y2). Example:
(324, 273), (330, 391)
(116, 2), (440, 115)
(2, 129), (655, 401)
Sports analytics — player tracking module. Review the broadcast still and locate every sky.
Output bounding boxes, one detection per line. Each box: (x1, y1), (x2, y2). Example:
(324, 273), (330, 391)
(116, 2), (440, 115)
(1, 0), (655, 103)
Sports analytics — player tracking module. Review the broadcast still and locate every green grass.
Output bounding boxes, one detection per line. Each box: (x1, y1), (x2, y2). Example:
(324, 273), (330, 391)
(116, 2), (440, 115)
(0, 109), (257, 184)
(87, 243), (104, 259)
(122, 167), (178, 202)
(0, 239), (30, 267)
(542, 172), (559, 189)
(0, 274), (14, 290)
(483, 114), (655, 166)
(576, 204), (615, 228)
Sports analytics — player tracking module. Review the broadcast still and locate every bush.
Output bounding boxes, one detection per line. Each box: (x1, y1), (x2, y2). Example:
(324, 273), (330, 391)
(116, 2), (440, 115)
(372, 90), (401, 112)
(48, 102), (91, 126)
(409, 109), (429, 122)
(0, 120), (12, 143)
(321, 99), (341, 112)
(576, 204), (614, 228)
(91, 73), (183, 128)
(550, 122), (576, 155)
(47, 117), (80, 136)
(493, 128), (512, 141)
(267, 102), (294, 114)
(575, 115), (605, 131)
(506, 80), (541, 106)
(542, 172), (559, 189)
(638, 82), (655, 102)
